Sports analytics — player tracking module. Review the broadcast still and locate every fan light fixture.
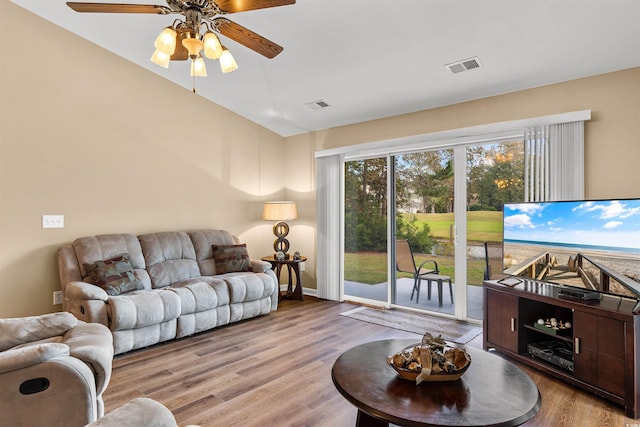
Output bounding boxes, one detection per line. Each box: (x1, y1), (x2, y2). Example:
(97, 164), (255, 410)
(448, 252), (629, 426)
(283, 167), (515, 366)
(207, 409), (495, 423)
(150, 25), (237, 76)
(149, 11), (238, 92)
(67, 1), (296, 94)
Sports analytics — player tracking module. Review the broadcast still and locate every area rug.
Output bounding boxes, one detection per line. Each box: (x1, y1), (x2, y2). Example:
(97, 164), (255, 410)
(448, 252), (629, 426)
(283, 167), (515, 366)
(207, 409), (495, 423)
(340, 306), (482, 344)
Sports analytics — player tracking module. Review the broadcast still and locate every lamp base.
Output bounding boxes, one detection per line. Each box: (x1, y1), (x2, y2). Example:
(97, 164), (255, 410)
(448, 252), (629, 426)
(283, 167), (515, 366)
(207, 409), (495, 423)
(272, 221), (291, 255)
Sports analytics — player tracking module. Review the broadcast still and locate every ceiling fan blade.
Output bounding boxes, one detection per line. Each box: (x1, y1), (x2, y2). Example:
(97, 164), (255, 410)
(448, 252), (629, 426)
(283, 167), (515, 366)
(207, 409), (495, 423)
(214, 18), (283, 58)
(214, 0), (295, 14)
(66, 2), (171, 14)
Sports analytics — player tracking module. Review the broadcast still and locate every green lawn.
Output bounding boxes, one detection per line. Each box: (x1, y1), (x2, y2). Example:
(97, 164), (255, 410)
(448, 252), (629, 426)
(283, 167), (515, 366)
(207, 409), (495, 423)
(344, 252), (486, 286)
(409, 210), (503, 243)
(344, 210), (501, 286)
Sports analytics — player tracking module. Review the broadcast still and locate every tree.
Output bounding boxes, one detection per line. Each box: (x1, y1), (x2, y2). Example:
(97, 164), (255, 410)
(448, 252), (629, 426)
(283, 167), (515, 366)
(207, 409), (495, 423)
(344, 159), (388, 252)
(468, 142), (524, 210)
(345, 158), (435, 253)
(396, 214), (434, 254)
(396, 151), (454, 213)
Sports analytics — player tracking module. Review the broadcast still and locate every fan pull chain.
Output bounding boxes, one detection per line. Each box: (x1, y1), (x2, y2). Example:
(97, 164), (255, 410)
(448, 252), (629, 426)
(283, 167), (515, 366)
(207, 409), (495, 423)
(192, 72), (196, 94)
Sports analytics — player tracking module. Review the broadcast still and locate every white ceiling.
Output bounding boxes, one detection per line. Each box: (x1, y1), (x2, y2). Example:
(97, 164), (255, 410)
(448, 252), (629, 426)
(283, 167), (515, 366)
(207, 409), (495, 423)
(10, 0), (640, 137)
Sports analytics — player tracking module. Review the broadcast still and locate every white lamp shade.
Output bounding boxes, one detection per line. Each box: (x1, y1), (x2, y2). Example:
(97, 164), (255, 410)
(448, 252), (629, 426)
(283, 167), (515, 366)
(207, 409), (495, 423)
(203, 31), (223, 59)
(263, 201), (298, 221)
(150, 48), (171, 68)
(191, 56), (207, 77)
(219, 48), (238, 73)
(154, 27), (177, 55)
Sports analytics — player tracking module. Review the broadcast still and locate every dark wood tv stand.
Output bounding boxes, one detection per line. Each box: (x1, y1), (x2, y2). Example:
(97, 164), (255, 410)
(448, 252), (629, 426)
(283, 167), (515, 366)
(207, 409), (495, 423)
(483, 279), (640, 418)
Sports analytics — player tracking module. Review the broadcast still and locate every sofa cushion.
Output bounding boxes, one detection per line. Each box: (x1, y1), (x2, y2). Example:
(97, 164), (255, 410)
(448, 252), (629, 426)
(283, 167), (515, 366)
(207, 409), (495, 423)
(212, 244), (251, 274)
(0, 312), (78, 352)
(188, 229), (237, 276)
(107, 289), (181, 331)
(84, 253), (144, 296)
(138, 232), (200, 288)
(166, 278), (229, 315)
(222, 272), (277, 304)
(0, 343), (71, 374)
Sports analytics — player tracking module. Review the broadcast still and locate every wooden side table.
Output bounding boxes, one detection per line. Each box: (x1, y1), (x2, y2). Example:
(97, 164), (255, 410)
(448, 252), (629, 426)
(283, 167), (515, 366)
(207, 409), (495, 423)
(261, 255), (307, 301)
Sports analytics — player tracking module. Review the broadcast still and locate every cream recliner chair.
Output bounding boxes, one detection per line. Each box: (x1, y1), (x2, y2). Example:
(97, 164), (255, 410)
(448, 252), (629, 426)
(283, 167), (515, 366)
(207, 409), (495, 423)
(0, 312), (113, 427)
(86, 398), (180, 427)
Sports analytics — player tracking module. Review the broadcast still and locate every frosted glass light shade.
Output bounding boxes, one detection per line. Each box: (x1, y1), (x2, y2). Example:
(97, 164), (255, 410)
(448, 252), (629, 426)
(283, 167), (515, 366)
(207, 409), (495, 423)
(190, 56), (207, 77)
(150, 48), (171, 68)
(219, 48), (238, 73)
(203, 31), (223, 59)
(153, 27), (177, 55)
(182, 36), (204, 58)
(263, 201), (298, 221)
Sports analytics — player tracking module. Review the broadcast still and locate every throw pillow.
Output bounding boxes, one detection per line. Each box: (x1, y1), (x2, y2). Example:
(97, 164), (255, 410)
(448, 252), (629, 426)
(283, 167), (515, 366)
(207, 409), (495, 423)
(84, 253), (144, 296)
(212, 244), (251, 274)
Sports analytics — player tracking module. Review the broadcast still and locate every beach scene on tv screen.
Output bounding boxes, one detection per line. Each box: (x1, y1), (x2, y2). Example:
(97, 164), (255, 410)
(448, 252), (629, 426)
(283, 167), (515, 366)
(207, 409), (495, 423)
(503, 199), (640, 298)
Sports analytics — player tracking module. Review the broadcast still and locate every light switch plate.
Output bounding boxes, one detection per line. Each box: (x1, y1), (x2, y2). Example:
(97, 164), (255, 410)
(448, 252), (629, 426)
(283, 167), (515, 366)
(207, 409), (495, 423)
(53, 291), (63, 305)
(42, 215), (64, 228)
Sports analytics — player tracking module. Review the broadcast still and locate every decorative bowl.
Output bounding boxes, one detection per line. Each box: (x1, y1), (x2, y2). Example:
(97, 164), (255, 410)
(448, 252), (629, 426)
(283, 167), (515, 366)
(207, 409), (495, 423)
(387, 355), (470, 382)
(386, 334), (471, 384)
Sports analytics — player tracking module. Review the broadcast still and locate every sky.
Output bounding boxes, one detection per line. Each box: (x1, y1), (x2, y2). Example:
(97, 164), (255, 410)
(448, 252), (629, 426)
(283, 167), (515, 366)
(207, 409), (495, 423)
(503, 199), (640, 251)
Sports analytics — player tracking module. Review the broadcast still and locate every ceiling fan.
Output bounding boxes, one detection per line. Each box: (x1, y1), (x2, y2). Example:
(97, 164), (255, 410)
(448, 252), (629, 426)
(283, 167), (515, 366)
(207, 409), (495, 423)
(66, 0), (295, 77)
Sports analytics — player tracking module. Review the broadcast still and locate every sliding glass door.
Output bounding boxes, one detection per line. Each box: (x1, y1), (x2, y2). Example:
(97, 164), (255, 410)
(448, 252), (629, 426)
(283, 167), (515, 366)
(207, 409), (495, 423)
(394, 149), (455, 314)
(465, 141), (524, 320)
(343, 140), (524, 321)
(343, 158), (388, 303)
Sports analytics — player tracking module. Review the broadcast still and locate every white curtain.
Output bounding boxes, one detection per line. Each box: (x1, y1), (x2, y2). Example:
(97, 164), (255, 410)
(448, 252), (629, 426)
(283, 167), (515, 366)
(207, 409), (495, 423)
(524, 121), (584, 202)
(315, 154), (342, 301)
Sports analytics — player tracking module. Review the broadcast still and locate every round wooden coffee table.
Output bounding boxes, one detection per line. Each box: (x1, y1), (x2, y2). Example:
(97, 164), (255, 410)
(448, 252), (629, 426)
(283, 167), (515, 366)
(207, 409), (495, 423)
(332, 339), (540, 427)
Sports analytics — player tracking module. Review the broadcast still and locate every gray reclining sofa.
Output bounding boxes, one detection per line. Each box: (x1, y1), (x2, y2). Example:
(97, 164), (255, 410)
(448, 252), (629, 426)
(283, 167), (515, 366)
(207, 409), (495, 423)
(57, 229), (278, 355)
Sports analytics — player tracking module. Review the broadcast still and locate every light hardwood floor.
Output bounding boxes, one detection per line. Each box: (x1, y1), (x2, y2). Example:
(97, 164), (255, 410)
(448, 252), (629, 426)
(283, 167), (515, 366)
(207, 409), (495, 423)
(104, 297), (634, 426)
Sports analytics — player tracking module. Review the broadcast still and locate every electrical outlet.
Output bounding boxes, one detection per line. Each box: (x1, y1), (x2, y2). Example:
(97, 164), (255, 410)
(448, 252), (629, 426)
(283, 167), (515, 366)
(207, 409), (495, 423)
(299, 262), (305, 272)
(53, 291), (63, 305)
(42, 215), (64, 229)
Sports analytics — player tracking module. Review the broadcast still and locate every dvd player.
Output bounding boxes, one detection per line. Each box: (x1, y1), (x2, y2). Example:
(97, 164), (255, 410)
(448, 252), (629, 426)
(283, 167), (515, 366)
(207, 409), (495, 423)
(558, 287), (602, 301)
(527, 341), (574, 372)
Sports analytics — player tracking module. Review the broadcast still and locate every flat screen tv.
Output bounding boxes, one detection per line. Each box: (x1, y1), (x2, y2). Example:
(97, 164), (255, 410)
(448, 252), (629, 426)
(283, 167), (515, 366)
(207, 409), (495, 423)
(502, 198), (640, 300)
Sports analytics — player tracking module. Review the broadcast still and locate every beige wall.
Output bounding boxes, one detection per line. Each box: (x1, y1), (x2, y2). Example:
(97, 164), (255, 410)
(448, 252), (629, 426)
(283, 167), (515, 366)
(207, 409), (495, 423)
(300, 67), (640, 199)
(2, 1), (639, 317)
(0, 2), (288, 317)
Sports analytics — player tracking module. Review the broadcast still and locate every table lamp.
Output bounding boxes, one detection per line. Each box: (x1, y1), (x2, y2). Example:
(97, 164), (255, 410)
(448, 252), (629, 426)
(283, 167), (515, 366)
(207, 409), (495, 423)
(263, 201), (297, 258)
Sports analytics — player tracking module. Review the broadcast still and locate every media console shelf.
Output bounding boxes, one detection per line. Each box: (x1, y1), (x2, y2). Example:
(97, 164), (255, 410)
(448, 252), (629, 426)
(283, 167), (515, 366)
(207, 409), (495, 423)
(483, 279), (640, 418)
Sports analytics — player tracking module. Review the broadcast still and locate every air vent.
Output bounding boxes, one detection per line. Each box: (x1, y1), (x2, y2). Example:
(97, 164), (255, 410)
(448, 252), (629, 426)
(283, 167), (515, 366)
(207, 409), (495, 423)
(305, 99), (330, 110)
(445, 57), (482, 74)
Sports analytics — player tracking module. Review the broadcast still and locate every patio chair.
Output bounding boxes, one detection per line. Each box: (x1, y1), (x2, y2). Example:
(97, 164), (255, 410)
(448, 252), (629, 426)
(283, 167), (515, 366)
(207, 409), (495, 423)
(395, 239), (440, 303)
(484, 241), (504, 280)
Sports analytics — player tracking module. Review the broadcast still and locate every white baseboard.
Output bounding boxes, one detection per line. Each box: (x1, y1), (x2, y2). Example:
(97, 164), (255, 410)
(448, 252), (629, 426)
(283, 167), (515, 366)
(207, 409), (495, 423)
(279, 284), (317, 297)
